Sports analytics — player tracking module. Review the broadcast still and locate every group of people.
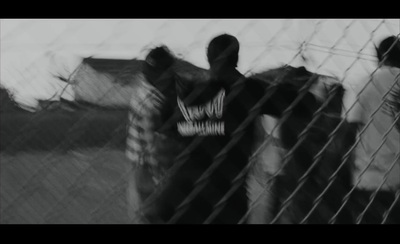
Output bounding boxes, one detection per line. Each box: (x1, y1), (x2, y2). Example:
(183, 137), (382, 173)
(125, 33), (400, 224)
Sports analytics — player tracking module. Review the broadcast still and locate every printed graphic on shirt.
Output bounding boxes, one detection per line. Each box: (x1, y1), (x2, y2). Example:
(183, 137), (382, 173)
(177, 89), (225, 136)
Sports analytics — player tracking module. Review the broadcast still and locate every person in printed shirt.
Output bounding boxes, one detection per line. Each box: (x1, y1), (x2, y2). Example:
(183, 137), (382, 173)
(344, 35), (400, 224)
(125, 46), (179, 223)
(140, 34), (319, 224)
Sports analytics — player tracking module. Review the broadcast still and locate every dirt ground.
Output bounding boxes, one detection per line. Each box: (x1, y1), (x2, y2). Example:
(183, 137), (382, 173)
(0, 148), (133, 224)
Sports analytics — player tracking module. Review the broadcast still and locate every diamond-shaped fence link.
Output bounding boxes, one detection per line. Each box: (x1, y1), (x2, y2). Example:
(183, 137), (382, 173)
(0, 19), (399, 224)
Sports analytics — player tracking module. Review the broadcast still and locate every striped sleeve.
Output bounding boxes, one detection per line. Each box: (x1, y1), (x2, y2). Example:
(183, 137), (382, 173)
(126, 87), (145, 164)
(126, 77), (165, 168)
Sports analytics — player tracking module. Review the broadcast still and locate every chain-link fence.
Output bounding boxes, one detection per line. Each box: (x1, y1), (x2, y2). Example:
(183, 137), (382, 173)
(0, 19), (399, 224)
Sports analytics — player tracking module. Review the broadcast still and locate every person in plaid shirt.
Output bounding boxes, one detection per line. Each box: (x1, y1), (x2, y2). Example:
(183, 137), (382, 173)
(125, 46), (178, 223)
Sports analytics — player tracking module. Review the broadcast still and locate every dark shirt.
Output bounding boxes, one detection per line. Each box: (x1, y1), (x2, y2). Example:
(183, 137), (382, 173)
(143, 66), (318, 224)
(172, 67), (317, 167)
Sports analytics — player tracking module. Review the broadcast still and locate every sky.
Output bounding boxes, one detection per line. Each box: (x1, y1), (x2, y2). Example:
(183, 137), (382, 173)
(1, 19), (399, 109)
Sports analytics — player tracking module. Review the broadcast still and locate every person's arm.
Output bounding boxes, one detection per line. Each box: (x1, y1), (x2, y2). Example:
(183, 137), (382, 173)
(139, 89), (164, 169)
(126, 92), (146, 167)
(126, 76), (164, 167)
(344, 92), (366, 125)
(340, 82), (368, 156)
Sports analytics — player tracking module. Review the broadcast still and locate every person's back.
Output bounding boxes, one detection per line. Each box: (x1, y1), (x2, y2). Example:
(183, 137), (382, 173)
(345, 35), (400, 223)
(349, 66), (400, 191)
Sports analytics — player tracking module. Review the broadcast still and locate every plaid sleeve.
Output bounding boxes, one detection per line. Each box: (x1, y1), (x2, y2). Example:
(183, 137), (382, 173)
(126, 94), (144, 165)
(126, 76), (165, 168)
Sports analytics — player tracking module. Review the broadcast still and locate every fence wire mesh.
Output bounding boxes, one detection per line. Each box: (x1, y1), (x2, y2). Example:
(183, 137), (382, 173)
(0, 19), (399, 224)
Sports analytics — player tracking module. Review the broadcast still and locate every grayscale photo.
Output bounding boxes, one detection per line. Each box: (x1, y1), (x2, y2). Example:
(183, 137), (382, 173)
(0, 19), (399, 224)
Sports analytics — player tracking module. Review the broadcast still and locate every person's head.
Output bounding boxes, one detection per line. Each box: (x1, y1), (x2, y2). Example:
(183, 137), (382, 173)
(376, 35), (400, 68)
(143, 45), (176, 90)
(206, 34), (240, 69)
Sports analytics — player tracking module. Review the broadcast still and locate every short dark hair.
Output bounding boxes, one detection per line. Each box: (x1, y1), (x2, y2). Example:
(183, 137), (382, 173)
(207, 34), (239, 67)
(376, 35), (400, 67)
(145, 45), (175, 70)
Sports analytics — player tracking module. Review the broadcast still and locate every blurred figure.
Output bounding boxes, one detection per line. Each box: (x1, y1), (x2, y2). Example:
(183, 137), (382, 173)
(345, 35), (400, 224)
(249, 68), (353, 224)
(125, 45), (178, 223)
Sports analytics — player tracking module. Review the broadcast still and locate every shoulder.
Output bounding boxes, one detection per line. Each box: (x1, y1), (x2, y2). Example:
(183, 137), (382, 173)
(243, 76), (270, 91)
(130, 78), (164, 112)
(344, 80), (370, 123)
(373, 66), (400, 86)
